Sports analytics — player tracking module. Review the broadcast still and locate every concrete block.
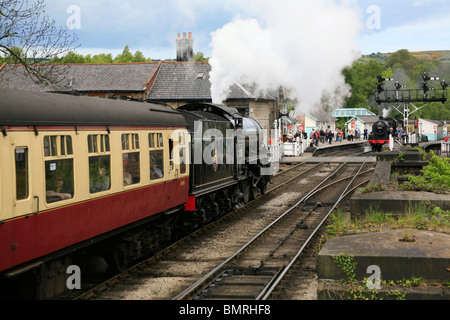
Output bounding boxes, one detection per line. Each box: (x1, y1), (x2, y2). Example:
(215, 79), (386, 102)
(318, 229), (450, 282)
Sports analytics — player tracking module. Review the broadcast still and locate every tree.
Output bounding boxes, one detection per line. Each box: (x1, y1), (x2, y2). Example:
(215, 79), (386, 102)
(416, 101), (450, 120)
(194, 51), (209, 62)
(113, 45), (151, 63)
(114, 45), (133, 63)
(131, 50), (150, 62)
(0, 0), (78, 86)
(342, 59), (386, 111)
(90, 53), (113, 64)
(385, 49), (422, 79)
(51, 51), (85, 64)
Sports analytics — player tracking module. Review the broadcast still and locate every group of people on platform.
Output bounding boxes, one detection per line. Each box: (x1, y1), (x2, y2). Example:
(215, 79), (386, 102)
(284, 127), (371, 148)
(308, 128), (370, 147)
(285, 130), (307, 143)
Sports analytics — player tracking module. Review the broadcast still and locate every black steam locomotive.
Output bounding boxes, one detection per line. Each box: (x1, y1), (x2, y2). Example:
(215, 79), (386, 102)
(177, 103), (272, 227)
(368, 117), (399, 152)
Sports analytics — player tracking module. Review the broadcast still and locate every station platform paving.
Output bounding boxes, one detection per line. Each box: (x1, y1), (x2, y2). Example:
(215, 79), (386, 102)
(280, 138), (445, 164)
(280, 139), (374, 163)
(283, 138), (450, 299)
(317, 228), (450, 300)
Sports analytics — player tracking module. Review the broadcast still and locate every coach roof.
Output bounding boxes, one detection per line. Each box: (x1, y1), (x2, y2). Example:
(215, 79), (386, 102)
(0, 88), (187, 128)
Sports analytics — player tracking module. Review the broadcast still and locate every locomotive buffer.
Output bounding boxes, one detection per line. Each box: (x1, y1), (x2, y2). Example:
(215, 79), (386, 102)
(375, 72), (449, 143)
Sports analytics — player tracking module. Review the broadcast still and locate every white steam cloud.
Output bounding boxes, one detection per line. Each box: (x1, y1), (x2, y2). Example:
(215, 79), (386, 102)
(209, 0), (363, 113)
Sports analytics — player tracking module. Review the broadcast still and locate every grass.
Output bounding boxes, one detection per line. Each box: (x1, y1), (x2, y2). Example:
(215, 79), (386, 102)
(327, 203), (450, 238)
(324, 149), (450, 300)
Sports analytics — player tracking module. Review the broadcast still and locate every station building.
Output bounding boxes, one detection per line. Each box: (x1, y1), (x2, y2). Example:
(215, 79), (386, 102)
(419, 118), (447, 141)
(295, 107), (338, 135)
(344, 115), (379, 134)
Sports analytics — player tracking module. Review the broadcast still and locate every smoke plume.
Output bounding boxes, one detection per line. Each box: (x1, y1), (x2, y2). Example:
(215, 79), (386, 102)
(209, 0), (363, 113)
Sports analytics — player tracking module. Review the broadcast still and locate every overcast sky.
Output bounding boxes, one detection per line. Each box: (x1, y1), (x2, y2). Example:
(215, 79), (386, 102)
(44, 0), (450, 60)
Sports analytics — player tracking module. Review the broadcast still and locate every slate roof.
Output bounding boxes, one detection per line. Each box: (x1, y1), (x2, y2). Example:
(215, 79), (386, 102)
(0, 62), (159, 93)
(421, 118), (446, 126)
(351, 115), (380, 123)
(308, 107), (338, 122)
(147, 62), (212, 101)
(227, 82), (278, 101)
(146, 61), (277, 101)
(0, 61), (278, 102)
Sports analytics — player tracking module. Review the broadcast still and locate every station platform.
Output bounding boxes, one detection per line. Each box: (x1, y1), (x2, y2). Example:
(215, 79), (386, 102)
(279, 138), (445, 164)
(313, 138), (450, 300)
(317, 228), (450, 300)
(280, 139), (375, 163)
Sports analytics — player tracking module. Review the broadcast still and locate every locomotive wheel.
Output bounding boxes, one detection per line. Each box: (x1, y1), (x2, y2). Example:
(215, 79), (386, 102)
(259, 179), (267, 195)
(112, 248), (128, 273)
(241, 180), (250, 204)
(206, 192), (220, 220)
(250, 177), (258, 200)
(216, 189), (232, 216)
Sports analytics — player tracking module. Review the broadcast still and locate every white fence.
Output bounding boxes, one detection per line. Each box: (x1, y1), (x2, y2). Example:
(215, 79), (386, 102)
(282, 139), (307, 157)
(268, 120), (282, 163)
(390, 133), (421, 150)
(442, 140), (450, 157)
(267, 120), (307, 161)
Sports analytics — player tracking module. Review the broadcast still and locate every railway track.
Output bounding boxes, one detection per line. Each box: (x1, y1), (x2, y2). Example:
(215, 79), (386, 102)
(172, 157), (373, 300)
(73, 151), (374, 300)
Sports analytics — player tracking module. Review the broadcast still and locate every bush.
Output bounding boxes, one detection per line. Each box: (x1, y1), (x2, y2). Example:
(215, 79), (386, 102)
(400, 151), (450, 193)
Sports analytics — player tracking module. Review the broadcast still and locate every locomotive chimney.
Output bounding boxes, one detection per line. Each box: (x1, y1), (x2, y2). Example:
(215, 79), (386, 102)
(176, 32), (194, 62)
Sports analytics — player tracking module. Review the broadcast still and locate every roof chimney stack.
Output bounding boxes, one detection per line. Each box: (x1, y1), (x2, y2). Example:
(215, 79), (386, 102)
(176, 32), (194, 62)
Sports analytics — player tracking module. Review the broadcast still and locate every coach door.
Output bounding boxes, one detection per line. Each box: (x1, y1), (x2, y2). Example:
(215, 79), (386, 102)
(168, 130), (188, 179)
(11, 133), (35, 217)
(164, 130), (189, 207)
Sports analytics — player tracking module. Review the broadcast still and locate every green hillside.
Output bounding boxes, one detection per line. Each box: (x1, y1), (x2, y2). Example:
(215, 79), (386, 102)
(361, 50), (450, 64)
(410, 50), (450, 63)
(343, 49), (450, 120)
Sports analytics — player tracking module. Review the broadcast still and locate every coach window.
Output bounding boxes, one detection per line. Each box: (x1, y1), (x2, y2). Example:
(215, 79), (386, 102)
(149, 133), (164, 180)
(15, 147), (29, 200)
(88, 134), (111, 193)
(122, 133), (140, 186)
(178, 132), (186, 174)
(44, 135), (74, 203)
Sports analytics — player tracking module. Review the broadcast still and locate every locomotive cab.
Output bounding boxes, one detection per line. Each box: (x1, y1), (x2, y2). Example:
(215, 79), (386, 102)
(177, 103), (272, 226)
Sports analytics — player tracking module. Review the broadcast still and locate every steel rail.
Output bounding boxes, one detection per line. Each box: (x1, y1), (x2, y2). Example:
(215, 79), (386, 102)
(74, 160), (325, 300)
(267, 163), (322, 193)
(172, 155), (369, 300)
(259, 157), (372, 300)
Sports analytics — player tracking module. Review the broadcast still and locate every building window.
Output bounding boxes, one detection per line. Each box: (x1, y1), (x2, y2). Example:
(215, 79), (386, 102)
(122, 133), (140, 186)
(44, 135), (74, 203)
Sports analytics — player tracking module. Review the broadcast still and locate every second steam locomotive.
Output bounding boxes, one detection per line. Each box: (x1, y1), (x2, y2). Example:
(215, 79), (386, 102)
(367, 117), (399, 152)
